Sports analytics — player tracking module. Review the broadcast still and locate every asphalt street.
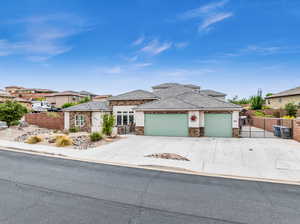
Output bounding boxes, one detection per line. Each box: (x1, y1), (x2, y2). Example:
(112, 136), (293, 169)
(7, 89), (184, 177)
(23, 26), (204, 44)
(0, 149), (299, 224)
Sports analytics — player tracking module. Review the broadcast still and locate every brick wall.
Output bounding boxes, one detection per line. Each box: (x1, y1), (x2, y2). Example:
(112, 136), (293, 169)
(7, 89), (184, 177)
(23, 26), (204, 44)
(293, 119), (300, 142)
(251, 117), (293, 132)
(25, 112), (64, 130)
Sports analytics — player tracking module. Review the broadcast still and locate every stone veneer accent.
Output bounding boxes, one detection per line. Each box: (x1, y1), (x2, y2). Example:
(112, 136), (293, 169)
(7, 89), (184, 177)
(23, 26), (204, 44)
(109, 99), (155, 106)
(188, 127), (205, 137)
(135, 126), (144, 135)
(189, 128), (200, 137)
(232, 128), (240, 138)
(69, 111), (92, 132)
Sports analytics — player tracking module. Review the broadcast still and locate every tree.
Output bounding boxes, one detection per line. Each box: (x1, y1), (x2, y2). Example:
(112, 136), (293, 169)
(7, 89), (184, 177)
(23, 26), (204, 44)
(102, 114), (115, 136)
(285, 103), (297, 117)
(250, 95), (264, 110)
(61, 102), (78, 108)
(0, 101), (28, 126)
(265, 93), (273, 97)
(79, 96), (91, 104)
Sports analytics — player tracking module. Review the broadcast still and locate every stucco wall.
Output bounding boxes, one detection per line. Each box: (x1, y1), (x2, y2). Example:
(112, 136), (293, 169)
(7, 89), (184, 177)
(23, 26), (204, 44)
(266, 95), (300, 109)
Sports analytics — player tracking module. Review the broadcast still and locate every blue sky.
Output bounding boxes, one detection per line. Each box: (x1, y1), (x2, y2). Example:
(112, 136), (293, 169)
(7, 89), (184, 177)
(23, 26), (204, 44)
(0, 0), (300, 98)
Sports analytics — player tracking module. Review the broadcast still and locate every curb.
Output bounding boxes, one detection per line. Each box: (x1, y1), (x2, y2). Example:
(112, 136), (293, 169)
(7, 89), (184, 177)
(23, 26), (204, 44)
(1, 146), (300, 186)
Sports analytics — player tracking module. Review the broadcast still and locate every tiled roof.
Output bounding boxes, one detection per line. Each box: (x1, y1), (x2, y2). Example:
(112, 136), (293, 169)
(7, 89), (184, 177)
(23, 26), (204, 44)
(153, 86), (197, 99)
(135, 92), (241, 111)
(108, 90), (158, 101)
(63, 101), (112, 112)
(46, 91), (84, 97)
(266, 86), (300, 98)
(200, 89), (226, 97)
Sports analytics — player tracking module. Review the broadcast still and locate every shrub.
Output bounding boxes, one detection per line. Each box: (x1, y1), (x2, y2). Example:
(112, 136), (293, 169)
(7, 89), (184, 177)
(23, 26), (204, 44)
(282, 115), (295, 119)
(253, 111), (265, 117)
(10, 120), (21, 126)
(26, 136), (43, 144)
(90, 132), (103, 142)
(285, 103), (298, 117)
(102, 114), (115, 136)
(79, 97), (91, 104)
(250, 96), (264, 110)
(61, 102), (78, 108)
(69, 127), (80, 133)
(55, 135), (73, 147)
(0, 101), (28, 126)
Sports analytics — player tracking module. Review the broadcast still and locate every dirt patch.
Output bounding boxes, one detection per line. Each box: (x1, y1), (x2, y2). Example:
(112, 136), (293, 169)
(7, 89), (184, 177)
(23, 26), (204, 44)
(145, 153), (190, 161)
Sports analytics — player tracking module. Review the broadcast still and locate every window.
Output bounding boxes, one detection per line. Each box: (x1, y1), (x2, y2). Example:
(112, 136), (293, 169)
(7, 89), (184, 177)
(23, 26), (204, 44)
(117, 112), (122, 125)
(75, 114), (85, 127)
(129, 112), (134, 124)
(116, 111), (134, 126)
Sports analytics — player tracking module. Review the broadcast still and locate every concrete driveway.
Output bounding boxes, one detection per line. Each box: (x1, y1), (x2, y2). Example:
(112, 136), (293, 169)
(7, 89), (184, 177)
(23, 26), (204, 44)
(1, 135), (300, 183)
(79, 135), (300, 182)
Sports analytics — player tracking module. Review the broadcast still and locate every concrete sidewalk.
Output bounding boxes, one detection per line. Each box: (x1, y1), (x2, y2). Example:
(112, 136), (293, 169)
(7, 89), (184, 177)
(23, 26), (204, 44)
(1, 136), (300, 184)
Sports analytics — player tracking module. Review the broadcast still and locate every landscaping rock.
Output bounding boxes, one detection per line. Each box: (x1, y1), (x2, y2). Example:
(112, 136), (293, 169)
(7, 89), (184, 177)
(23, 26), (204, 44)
(145, 153), (190, 161)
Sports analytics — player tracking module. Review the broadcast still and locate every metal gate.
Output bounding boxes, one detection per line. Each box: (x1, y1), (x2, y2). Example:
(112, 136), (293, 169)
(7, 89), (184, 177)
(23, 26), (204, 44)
(240, 117), (293, 138)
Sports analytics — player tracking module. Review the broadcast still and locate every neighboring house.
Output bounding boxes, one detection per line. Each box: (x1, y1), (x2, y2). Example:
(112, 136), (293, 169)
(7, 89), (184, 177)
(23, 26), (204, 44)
(5, 86), (57, 100)
(79, 91), (97, 99)
(45, 91), (85, 108)
(0, 90), (31, 109)
(63, 83), (242, 137)
(93, 95), (112, 102)
(266, 86), (300, 109)
(0, 90), (15, 102)
(63, 101), (112, 132)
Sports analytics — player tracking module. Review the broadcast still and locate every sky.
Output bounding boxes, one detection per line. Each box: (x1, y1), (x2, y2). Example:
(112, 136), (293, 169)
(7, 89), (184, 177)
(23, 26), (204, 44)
(0, 0), (300, 98)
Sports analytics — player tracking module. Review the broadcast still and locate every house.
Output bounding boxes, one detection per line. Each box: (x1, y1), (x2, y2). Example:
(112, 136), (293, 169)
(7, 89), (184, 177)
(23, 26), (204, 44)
(0, 90), (15, 102)
(0, 90), (32, 109)
(5, 86), (57, 100)
(266, 86), (300, 109)
(45, 91), (86, 108)
(63, 101), (112, 132)
(93, 95), (112, 102)
(78, 91), (97, 99)
(63, 83), (242, 137)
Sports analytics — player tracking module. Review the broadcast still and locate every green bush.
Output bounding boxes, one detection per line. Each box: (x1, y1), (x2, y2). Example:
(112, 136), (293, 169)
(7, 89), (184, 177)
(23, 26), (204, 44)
(90, 132), (103, 142)
(79, 97), (91, 104)
(102, 114), (115, 136)
(69, 127), (80, 133)
(10, 120), (21, 126)
(250, 96), (264, 110)
(285, 103), (298, 117)
(0, 101), (28, 126)
(61, 102), (78, 108)
(253, 111), (265, 117)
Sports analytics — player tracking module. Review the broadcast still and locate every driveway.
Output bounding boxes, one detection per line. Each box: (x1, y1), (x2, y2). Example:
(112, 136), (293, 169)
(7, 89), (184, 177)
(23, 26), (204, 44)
(1, 136), (300, 183)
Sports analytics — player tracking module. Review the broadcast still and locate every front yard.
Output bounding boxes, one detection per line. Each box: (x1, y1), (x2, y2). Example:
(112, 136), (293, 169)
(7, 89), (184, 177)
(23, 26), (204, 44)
(0, 125), (120, 150)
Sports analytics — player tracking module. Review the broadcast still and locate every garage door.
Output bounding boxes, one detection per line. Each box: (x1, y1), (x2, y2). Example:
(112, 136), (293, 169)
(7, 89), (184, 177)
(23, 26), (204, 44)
(205, 113), (232, 137)
(144, 114), (188, 137)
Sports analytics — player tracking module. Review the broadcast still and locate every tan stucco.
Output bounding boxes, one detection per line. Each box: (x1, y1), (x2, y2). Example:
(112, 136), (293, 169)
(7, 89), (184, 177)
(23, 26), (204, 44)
(46, 95), (84, 108)
(266, 95), (300, 109)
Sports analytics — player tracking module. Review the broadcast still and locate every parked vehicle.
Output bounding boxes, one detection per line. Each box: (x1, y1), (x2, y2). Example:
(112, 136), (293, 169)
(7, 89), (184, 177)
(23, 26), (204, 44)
(31, 101), (51, 112)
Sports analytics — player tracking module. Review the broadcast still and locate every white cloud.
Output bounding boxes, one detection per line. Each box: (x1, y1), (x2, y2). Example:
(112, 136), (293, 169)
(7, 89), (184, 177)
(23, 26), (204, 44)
(221, 44), (300, 57)
(0, 13), (91, 62)
(199, 12), (233, 31)
(132, 36), (145, 46)
(179, 0), (228, 20)
(140, 39), (172, 55)
(178, 0), (233, 32)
